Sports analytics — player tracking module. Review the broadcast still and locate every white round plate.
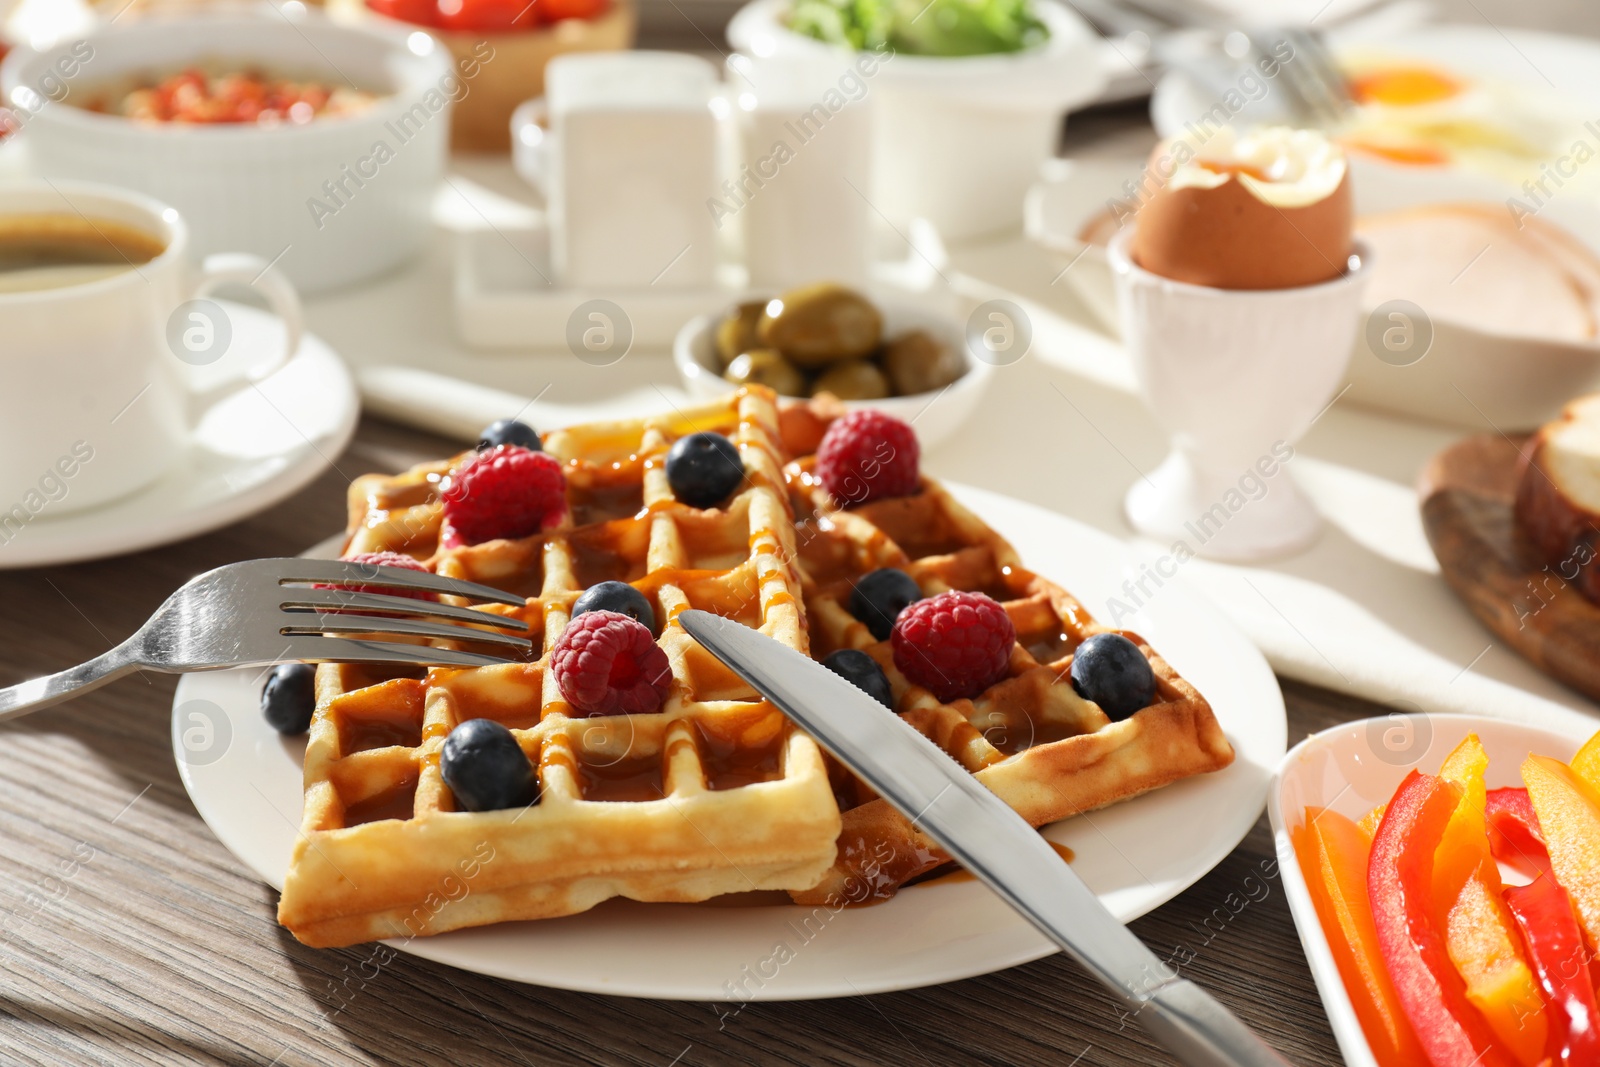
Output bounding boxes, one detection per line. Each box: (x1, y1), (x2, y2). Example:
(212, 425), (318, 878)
(0, 301), (358, 567)
(172, 483), (1286, 1000)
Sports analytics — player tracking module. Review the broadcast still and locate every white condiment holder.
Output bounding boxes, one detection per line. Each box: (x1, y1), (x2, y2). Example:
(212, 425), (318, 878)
(453, 207), (948, 351)
(456, 50), (939, 351)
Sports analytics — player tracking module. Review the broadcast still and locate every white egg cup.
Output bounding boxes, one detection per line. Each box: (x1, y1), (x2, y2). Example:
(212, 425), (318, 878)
(1107, 229), (1372, 561)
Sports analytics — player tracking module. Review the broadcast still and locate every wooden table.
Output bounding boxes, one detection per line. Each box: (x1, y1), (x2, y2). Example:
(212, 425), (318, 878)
(4, 4), (1595, 1065)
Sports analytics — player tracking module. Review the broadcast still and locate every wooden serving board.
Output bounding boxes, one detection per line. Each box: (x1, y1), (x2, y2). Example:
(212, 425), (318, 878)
(1421, 433), (1600, 703)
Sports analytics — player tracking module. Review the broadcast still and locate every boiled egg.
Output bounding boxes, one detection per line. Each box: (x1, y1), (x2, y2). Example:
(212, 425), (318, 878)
(1132, 126), (1353, 290)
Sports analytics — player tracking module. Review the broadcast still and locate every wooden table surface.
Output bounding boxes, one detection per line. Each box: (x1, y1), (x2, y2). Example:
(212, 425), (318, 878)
(4, 2), (1595, 1065)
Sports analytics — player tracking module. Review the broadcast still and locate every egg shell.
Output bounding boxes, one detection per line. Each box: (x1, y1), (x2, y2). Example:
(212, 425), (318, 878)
(1132, 162), (1354, 291)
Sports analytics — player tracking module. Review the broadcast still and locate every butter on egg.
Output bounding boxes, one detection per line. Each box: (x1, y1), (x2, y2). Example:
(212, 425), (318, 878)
(1133, 126), (1354, 291)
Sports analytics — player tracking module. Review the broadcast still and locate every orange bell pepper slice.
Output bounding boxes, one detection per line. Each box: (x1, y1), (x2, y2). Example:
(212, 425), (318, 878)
(1433, 738), (1549, 1066)
(1522, 755), (1600, 951)
(1369, 771), (1518, 1067)
(1293, 808), (1424, 1067)
(1570, 730), (1600, 792)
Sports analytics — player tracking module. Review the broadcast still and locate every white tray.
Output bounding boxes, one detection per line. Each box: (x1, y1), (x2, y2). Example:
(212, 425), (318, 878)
(452, 214), (950, 351)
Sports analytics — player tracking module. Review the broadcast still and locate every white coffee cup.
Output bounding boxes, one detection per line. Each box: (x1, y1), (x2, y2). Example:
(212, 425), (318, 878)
(0, 181), (302, 517)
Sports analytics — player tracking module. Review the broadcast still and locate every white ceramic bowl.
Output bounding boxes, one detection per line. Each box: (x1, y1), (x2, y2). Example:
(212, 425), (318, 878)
(674, 292), (992, 450)
(1267, 713), (1589, 1067)
(1, 3), (453, 293)
(726, 0), (1105, 241)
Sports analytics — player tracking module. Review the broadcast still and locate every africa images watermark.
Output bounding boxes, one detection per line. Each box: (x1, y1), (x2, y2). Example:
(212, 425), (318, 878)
(1106, 441), (1295, 626)
(1505, 119), (1600, 229)
(307, 42), (496, 230)
(705, 43), (893, 229)
(0, 38), (95, 139)
(713, 839), (897, 1030)
(0, 440), (96, 547)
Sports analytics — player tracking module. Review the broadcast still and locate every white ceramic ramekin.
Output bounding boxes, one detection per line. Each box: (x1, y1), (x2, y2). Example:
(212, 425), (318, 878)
(2, 3), (453, 293)
(673, 292), (992, 450)
(725, 0), (1106, 241)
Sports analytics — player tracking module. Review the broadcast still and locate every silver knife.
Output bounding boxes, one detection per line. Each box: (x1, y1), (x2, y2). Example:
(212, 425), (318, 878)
(679, 610), (1292, 1067)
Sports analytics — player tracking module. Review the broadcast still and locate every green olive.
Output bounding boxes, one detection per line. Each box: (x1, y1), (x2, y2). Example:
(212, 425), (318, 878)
(882, 329), (965, 396)
(811, 360), (891, 401)
(757, 283), (883, 369)
(724, 348), (808, 397)
(714, 301), (767, 368)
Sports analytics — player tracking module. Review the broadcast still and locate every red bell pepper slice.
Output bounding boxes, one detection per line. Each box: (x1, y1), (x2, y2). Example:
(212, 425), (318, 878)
(1369, 771), (1518, 1067)
(1504, 875), (1600, 1066)
(1488, 787), (1555, 880)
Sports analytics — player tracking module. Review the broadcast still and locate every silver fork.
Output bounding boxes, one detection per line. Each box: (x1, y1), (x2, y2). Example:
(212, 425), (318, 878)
(0, 559), (531, 722)
(1252, 26), (1351, 128)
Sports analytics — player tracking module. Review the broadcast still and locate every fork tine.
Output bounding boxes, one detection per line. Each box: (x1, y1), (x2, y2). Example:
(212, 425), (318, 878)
(279, 589), (530, 631)
(282, 636), (516, 669)
(281, 614), (533, 651)
(274, 560), (525, 606)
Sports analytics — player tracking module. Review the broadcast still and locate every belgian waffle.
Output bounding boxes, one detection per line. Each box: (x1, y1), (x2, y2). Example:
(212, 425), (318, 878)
(277, 388), (842, 947)
(782, 460), (1235, 906)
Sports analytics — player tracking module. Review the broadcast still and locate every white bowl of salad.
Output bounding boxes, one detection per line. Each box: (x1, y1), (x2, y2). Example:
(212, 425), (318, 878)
(727, 0), (1105, 240)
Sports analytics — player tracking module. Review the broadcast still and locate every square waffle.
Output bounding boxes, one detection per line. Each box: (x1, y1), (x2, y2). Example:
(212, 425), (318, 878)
(781, 457), (1235, 906)
(277, 388), (843, 947)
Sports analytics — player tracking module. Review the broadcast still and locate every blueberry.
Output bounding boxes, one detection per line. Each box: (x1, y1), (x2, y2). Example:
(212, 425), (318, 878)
(477, 418), (541, 452)
(1069, 633), (1157, 721)
(573, 580), (656, 633)
(441, 719), (539, 812)
(666, 432), (744, 508)
(823, 648), (893, 709)
(261, 662), (316, 735)
(848, 568), (922, 641)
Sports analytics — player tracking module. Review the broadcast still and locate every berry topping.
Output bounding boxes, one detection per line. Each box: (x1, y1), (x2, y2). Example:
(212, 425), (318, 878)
(823, 648), (893, 709)
(848, 568), (922, 641)
(573, 580), (656, 633)
(316, 551), (437, 602)
(551, 610), (672, 716)
(441, 445), (567, 546)
(891, 590), (1015, 703)
(665, 431), (745, 508)
(1069, 633), (1157, 721)
(261, 662), (316, 735)
(477, 418), (542, 453)
(814, 410), (919, 506)
(440, 718), (539, 812)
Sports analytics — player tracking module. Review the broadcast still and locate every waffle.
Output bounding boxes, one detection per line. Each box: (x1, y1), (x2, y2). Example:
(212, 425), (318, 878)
(277, 388), (843, 947)
(782, 460), (1235, 906)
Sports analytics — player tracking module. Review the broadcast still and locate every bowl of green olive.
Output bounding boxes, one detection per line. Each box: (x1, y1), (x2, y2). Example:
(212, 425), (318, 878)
(674, 283), (992, 448)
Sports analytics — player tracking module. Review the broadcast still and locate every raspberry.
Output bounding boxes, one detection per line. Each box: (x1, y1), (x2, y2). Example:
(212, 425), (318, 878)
(317, 551), (436, 602)
(814, 410), (920, 506)
(441, 445), (567, 546)
(551, 610), (672, 716)
(891, 591), (1015, 702)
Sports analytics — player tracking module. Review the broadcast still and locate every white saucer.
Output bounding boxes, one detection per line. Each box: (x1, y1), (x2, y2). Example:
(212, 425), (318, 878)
(173, 482), (1287, 1000)
(0, 301), (359, 568)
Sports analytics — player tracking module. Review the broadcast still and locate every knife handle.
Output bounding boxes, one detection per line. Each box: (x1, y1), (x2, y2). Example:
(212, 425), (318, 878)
(1139, 981), (1295, 1067)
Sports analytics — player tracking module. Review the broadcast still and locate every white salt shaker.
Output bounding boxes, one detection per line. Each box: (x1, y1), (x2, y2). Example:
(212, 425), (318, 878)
(723, 53), (874, 290)
(532, 52), (720, 290)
